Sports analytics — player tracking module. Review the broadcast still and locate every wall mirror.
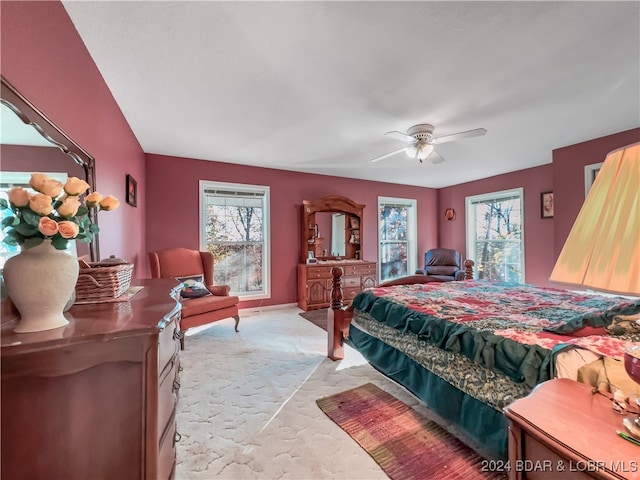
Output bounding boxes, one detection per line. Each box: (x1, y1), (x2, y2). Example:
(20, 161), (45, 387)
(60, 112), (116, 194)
(0, 75), (99, 263)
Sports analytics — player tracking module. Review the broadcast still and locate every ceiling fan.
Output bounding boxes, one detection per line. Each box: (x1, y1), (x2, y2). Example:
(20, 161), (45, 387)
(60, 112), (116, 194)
(370, 123), (487, 164)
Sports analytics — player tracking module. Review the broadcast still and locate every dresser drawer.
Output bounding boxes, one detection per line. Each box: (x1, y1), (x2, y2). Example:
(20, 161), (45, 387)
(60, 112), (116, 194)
(344, 263), (376, 275)
(343, 276), (360, 288)
(158, 410), (177, 480)
(158, 365), (179, 436)
(158, 320), (180, 376)
(306, 266), (332, 278)
(343, 287), (360, 300)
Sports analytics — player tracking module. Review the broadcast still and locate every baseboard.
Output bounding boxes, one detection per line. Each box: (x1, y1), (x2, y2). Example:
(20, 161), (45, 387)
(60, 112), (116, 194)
(239, 302), (299, 316)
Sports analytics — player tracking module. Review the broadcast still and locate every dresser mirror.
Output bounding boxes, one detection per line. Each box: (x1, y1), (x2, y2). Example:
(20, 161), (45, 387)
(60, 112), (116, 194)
(0, 76), (99, 263)
(312, 211), (347, 257)
(300, 195), (364, 263)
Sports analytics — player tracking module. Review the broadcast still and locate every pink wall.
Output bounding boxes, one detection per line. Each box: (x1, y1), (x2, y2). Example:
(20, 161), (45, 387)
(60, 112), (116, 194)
(1, 145), (85, 178)
(438, 164), (555, 286)
(437, 128), (640, 287)
(552, 128), (640, 258)
(1, 1), (146, 276)
(145, 154), (439, 309)
(5, 1), (637, 300)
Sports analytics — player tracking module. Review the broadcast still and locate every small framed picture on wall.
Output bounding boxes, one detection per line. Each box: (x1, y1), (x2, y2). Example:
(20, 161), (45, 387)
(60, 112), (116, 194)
(126, 174), (137, 207)
(541, 191), (554, 218)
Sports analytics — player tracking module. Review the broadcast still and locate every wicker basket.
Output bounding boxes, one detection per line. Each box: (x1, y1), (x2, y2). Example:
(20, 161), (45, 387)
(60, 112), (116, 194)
(75, 262), (134, 302)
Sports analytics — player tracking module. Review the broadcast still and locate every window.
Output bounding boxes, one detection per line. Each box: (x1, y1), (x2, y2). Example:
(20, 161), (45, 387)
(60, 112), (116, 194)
(465, 188), (524, 283)
(200, 181), (270, 300)
(584, 162), (603, 197)
(378, 197), (417, 282)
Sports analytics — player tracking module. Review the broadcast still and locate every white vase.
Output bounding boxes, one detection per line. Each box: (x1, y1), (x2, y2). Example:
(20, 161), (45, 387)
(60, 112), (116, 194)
(3, 240), (79, 333)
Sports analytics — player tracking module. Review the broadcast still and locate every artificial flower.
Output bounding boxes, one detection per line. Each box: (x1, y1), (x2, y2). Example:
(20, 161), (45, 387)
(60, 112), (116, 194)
(64, 177), (90, 196)
(7, 187), (29, 208)
(29, 172), (48, 191)
(38, 217), (59, 236)
(100, 195), (120, 212)
(58, 221), (80, 239)
(39, 178), (64, 198)
(1, 172), (119, 251)
(57, 197), (81, 218)
(29, 193), (54, 215)
(85, 192), (103, 207)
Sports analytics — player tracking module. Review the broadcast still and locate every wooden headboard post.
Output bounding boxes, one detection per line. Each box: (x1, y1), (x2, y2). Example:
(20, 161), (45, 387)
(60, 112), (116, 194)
(327, 267), (353, 360)
(464, 259), (475, 280)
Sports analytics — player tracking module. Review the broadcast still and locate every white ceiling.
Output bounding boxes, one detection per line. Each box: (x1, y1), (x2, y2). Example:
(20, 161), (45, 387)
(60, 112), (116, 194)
(62, 1), (639, 188)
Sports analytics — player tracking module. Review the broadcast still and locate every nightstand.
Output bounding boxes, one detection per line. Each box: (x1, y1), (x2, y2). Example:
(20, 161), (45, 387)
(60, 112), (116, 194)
(505, 378), (639, 480)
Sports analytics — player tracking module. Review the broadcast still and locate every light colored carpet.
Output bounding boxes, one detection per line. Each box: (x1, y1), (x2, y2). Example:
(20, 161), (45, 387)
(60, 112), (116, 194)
(176, 305), (490, 479)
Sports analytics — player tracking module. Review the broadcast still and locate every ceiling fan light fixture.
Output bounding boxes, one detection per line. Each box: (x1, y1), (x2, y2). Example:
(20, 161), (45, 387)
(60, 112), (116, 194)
(418, 144), (434, 160)
(406, 144), (418, 158)
(373, 123), (486, 165)
(405, 143), (433, 161)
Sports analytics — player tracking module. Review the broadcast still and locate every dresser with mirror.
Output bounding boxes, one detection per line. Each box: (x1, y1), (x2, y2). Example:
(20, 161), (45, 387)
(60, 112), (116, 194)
(0, 76), (181, 479)
(1, 75), (99, 263)
(297, 195), (377, 311)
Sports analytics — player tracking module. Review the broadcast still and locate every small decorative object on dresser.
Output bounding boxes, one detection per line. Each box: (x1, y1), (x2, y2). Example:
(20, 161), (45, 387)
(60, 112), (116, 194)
(3, 240), (78, 333)
(0, 172), (120, 333)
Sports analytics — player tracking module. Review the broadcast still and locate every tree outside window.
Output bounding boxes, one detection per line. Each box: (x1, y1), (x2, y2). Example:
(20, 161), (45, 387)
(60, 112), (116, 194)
(466, 189), (524, 283)
(378, 197), (416, 282)
(200, 182), (269, 299)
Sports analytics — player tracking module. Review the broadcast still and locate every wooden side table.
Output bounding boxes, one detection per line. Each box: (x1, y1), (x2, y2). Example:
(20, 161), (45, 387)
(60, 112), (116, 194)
(505, 378), (640, 480)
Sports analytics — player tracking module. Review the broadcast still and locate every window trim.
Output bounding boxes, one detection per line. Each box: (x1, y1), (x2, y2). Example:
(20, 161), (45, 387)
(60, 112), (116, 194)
(584, 162), (603, 197)
(199, 180), (270, 301)
(377, 196), (417, 282)
(465, 187), (525, 282)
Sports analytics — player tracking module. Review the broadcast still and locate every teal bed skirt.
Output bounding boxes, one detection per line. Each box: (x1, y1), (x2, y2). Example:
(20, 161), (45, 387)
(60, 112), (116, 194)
(348, 324), (509, 459)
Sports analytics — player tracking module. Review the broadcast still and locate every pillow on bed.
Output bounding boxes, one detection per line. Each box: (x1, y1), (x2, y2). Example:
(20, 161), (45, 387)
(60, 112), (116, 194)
(175, 274), (211, 299)
(544, 298), (640, 335)
(606, 314), (640, 336)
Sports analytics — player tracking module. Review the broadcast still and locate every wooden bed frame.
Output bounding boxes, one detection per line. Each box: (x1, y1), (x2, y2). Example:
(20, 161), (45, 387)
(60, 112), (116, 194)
(327, 262), (474, 360)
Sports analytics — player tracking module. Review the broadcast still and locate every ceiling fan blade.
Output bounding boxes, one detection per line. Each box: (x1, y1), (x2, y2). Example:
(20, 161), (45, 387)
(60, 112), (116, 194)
(384, 130), (414, 142)
(370, 147), (408, 163)
(429, 150), (446, 164)
(432, 128), (487, 144)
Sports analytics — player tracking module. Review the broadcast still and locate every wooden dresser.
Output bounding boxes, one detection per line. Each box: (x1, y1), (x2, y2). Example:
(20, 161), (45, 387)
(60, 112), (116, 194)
(1, 278), (182, 480)
(298, 261), (376, 310)
(505, 378), (640, 480)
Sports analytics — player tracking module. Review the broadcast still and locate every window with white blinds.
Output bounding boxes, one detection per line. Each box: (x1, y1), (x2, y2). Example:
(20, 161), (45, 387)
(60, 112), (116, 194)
(465, 188), (524, 283)
(378, 197), (417, 282)
(199, 181), (270, 299)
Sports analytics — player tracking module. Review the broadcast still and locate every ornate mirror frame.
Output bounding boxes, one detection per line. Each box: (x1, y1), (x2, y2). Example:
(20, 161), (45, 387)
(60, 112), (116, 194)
(300, 195), (364, 263)
(1, 75), (99, 261)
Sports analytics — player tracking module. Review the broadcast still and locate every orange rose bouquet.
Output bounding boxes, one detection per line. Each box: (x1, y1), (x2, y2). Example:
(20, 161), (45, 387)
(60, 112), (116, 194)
(0, 172), (119, 250)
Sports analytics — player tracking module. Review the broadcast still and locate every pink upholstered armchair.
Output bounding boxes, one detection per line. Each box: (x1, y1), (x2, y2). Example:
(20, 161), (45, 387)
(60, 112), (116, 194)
(149, 247), (239, 348)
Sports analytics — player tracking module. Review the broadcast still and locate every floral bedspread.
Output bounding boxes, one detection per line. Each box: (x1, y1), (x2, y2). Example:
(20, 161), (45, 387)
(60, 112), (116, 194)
(352, 280), (640, 388)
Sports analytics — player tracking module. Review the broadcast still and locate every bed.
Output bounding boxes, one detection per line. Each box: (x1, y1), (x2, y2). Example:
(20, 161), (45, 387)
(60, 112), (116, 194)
(326, 273), (640, 459)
